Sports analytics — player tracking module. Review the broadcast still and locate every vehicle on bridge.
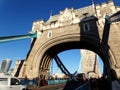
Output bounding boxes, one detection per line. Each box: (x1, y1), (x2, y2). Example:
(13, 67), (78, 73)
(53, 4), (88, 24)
(0, 75), (27, 90)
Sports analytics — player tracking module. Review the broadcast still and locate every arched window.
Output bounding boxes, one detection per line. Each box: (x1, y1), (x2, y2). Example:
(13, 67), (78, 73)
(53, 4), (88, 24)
(83, 23), (90, 32)
(47, 31), (52, 38)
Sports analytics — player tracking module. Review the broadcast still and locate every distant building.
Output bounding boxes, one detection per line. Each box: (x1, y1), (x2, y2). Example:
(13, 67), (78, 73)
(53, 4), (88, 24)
(12, 60), (26, 78)
(81, 49), (101, 78)
(0, 59), (12, 73)
(52, 72), (65, 79)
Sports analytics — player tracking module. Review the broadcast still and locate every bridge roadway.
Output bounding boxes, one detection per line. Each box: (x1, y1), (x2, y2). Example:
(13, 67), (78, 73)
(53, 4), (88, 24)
(28, 83), (66, 90)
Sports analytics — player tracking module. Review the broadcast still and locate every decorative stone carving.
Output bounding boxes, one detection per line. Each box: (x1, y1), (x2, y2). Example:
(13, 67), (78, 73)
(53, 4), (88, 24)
(58, 8), (76, 23)
(100, 7), (112, 16)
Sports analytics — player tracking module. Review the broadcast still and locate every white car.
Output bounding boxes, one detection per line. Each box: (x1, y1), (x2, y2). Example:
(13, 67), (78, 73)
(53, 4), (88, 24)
(0, 75), (27, 90)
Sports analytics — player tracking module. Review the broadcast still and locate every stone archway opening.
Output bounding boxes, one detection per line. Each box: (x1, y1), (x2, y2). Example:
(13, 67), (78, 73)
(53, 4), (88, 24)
(49, 49), (104, 79)
(39, 38), (113, 81)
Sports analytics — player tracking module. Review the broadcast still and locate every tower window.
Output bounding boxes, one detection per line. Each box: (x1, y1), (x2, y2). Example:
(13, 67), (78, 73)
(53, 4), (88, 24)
(47, 31), (52, 38)
(83, 23), (90, 32)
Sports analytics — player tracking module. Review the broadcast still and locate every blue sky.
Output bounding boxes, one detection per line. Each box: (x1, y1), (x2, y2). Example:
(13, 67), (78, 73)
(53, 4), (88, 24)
(0, 0), (120, 74)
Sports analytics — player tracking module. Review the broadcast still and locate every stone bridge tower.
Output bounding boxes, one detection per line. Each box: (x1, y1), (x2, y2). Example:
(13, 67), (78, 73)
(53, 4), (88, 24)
(81, 49), (101, 78)
(15, 1), (120, 80)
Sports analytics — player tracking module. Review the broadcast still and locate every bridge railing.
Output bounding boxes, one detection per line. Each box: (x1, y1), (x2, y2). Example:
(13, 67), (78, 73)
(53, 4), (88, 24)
(47, 79), (68, 85)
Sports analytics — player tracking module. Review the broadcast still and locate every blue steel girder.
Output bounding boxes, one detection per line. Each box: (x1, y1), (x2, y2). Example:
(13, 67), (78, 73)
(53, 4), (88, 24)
(0, 31), (37, 43)
(54, 55), (72, 77)
(107, 10), (120, 23)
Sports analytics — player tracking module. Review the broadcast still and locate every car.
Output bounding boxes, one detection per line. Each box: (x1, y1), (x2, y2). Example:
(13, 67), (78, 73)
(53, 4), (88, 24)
(0, 75), (27, 90)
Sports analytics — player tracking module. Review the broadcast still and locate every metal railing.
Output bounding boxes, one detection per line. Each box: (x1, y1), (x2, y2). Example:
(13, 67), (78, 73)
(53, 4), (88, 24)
(48, 79), (68, 85)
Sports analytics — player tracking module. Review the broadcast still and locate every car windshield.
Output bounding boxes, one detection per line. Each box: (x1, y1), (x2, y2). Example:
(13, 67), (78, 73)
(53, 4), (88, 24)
(0, 78), (8, 85)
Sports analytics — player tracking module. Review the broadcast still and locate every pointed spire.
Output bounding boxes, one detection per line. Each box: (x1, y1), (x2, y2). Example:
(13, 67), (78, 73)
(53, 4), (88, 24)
(91, 0), (97, 17)
(48, 10), (53, 20)
(91, 0), (95, 8)
(50, 10), (53, 17)
(108, 0), (113, 3)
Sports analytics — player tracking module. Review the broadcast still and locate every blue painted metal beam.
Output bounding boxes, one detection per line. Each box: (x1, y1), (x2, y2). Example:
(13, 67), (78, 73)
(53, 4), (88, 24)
(105, 10), (120, 24)
(0, 32), (37, 43)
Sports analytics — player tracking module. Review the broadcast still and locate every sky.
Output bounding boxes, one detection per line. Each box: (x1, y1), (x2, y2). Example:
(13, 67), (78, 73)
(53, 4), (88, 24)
(0, 0), (120, 74)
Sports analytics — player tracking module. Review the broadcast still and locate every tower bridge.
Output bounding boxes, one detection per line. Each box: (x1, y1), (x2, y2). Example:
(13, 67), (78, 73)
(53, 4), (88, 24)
(1, 1), (120, 84)
(20, 1), (120, 80)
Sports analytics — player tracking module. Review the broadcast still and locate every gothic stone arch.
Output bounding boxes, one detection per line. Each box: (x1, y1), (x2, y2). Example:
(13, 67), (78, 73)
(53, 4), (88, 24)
(25, 20), (117, 79)
(20, 2), (120, 80)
